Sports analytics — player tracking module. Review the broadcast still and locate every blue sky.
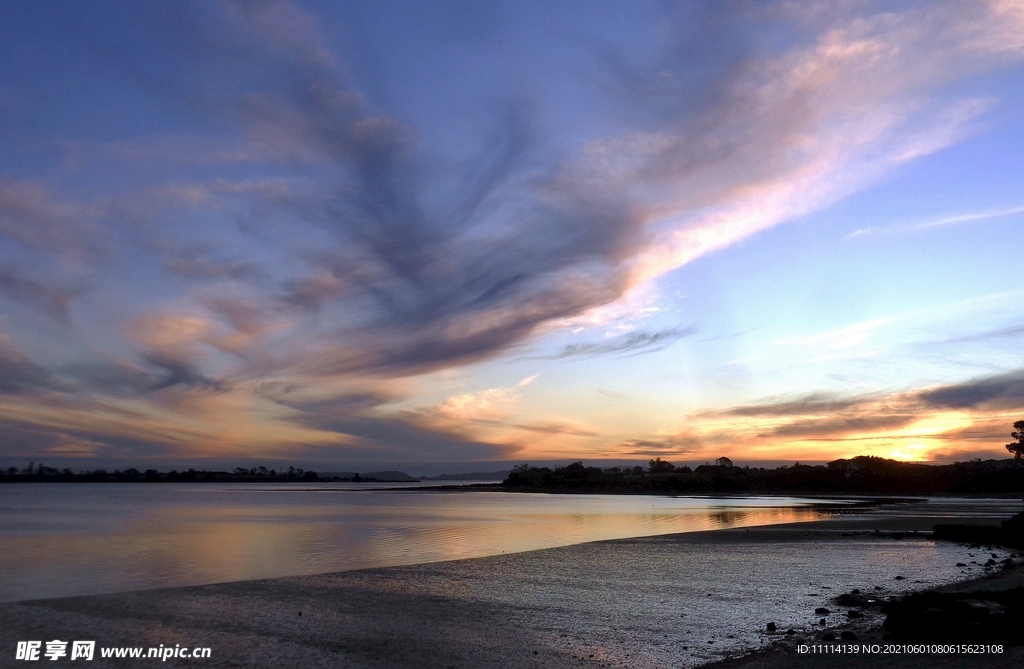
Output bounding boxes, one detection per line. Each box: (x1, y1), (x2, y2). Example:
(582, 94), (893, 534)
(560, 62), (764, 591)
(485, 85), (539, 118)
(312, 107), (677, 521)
(2, 0), (1023, 472)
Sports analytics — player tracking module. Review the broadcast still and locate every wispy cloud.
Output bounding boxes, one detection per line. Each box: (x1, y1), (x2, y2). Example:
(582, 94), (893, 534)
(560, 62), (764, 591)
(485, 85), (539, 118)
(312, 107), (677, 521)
(915, 205), (1024, 230)
(847, 204), (1024, 238)
(541, 326), (696, 359)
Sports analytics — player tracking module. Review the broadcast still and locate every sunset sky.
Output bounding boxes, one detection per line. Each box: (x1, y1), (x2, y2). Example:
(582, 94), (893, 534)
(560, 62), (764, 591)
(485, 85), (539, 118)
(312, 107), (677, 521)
(2, 0), (1024, 473)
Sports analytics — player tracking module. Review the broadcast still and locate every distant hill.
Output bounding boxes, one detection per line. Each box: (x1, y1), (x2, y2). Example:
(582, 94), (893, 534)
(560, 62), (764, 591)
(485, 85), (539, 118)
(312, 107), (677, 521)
(419, 470), (510, 481)
(360, 470), (419, 482)
(317, 471), (419, 482)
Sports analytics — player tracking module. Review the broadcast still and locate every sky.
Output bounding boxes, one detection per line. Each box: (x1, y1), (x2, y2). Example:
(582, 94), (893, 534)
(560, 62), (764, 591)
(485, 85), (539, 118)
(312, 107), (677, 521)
(2, 0), (1024, 473)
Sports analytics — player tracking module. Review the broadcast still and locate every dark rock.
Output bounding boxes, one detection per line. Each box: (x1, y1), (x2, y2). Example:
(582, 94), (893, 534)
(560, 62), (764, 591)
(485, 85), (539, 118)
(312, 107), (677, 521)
(894, 575), (905, 580)
(819, 618), (826, 626)
(956, 563), (967, 567)
(846, 610), (864, 619)
(985, 558), (997, 566)
(851, 589), (860, 594)
(815, 607), (831, 615)
(882, 588), (1024, 644)
(822, 633), (836, 641)
(786, 629), (795, 635)
(766, 622), (776, 632)
(840, 632), (857, 640)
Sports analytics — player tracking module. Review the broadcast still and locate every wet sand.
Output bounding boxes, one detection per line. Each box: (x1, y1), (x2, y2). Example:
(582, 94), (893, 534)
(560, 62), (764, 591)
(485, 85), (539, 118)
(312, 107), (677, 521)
(1, 499), (1021, 669)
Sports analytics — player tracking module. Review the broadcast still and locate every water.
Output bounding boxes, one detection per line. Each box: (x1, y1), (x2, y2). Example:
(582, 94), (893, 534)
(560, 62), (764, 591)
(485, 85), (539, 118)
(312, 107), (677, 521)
(0, 483), (834, 602)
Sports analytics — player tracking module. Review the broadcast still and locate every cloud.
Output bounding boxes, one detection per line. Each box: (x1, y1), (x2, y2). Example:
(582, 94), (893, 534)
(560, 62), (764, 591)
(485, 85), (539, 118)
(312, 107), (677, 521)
(3, 0), (1024, 464)
(106, 0), (1022, 381)
(46, 434), (107, 458)
(294, 411), (516, 462)
(543, 326), (696, 359)
(0, 267), (81, 323)
(616, 432), (706, 457)
(936, 323), (1024, 345)
(724, 393), (866, 417)
(261, 386), (398, 414)
(0, 178), (108, 259)
(914, 204), (1024, 230)
(162, 252), (266, 282)
(278, 270), (347, 311)
(917, 369), (1024, 409)
(845, 204), (1024, 238)
(764, 414), (917, 438)
(0, 336), (58, 395)
(142, 352), (223, 392)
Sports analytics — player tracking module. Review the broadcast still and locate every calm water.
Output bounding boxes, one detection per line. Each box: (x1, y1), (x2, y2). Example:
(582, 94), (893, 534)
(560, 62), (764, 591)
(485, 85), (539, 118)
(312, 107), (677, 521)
(0, 483), (835, 602)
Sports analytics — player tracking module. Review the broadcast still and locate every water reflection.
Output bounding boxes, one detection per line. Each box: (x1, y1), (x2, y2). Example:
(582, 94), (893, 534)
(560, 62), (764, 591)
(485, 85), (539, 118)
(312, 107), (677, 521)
(710, 510), (747, 527)
(0, 484), (833, 602)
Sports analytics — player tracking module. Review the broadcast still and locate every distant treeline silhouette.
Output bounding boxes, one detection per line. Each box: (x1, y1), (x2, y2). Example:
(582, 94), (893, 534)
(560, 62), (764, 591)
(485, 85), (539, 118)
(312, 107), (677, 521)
(0, 463), (365, 483)
(503, 456), (1024, 494)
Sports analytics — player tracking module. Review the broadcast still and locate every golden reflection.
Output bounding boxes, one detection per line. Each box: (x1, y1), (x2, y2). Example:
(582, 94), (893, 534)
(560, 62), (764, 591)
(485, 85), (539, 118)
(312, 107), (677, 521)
(0, 493), (832, 602)
(710, 510), (747, 527)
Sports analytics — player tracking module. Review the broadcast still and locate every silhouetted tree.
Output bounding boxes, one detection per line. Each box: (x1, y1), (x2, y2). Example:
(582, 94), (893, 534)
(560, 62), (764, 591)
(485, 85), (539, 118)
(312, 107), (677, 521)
(648, 457), (675, 473)
(716, 456), (734, 468)
(1007, 420), (1024, 462)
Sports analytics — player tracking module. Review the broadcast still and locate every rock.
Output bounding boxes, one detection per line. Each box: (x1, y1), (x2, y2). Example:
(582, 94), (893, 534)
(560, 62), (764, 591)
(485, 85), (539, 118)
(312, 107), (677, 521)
(819, 618), (826, 626)
(851, 589), (860, 594)
(985, 559), (997, 566)
(956, 563), (967, 567)
(894, 575), (905, 580)
(846, 610), (864, 619)
(786, 629), (795, 635)
(766, 622), (776, 632)
(815, 607), (831, 615)
(882, 588), (1024, 644)
(822, 633), (835, 641)
(840, 631), (858, 641)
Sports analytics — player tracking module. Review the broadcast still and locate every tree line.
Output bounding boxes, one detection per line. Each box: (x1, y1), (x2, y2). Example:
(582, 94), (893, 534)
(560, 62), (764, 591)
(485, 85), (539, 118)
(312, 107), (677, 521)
(503, 455), (1024, 494)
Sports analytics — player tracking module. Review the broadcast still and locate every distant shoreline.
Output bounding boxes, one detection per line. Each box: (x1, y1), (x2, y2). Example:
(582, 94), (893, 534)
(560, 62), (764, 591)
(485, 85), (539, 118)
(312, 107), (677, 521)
(6, 455), (1024, 497)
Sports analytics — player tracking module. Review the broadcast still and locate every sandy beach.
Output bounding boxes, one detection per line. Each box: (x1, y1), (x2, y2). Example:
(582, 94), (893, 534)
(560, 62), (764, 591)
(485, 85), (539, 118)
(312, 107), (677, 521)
(1, 498), (1021, 669)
